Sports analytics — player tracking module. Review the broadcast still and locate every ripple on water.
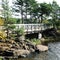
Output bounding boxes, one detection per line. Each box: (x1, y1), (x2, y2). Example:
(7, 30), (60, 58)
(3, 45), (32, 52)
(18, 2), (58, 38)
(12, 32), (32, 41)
(48, 42), (60, 60)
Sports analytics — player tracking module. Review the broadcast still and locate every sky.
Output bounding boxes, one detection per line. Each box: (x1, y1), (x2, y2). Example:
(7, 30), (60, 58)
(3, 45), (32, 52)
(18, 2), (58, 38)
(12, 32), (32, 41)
(35, 0), (60, 6)
(8, 0), (60, 6)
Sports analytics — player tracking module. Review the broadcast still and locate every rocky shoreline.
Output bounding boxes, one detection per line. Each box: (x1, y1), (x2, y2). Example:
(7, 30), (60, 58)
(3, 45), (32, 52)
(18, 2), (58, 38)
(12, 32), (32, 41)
(0, 39), (48, 58)
(0, 28), (59, 58)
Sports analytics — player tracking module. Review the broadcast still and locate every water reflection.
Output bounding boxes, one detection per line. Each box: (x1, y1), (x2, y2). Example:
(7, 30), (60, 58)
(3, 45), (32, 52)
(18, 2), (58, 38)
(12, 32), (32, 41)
(48, 42), (60, 60)
(2, 52), (48, 60)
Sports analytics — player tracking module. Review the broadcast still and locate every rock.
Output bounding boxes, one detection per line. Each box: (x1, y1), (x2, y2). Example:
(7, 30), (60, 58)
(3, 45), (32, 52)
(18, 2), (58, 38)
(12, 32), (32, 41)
(3, 51), (13, 56)
(41, 38), (45, 41)
(13, 49), (30, 57)
(30, 48), (35, 52)
(7, 44), (12, 48)
(26, 42), (35, 49)
(36, 45), (48, 52)
(8, 40), (15, 44)
(19, 55), (27, 58)
(23, 45), (29, 50)
(19, 35), (25, 41)
(0, 46), (10, 51)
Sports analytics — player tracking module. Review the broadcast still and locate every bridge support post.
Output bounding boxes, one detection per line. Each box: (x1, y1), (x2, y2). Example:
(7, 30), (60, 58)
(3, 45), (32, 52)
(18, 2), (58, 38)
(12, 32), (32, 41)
(38, 33), (42, 39)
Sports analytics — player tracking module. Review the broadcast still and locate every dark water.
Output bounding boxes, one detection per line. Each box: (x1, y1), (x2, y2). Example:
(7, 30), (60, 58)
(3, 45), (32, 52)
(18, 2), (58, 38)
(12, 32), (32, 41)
(2, 42), (60, 60)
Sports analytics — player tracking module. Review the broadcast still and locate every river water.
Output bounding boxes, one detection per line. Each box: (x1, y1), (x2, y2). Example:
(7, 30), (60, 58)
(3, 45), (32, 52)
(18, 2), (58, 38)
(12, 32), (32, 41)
(2, 42), (60, 60)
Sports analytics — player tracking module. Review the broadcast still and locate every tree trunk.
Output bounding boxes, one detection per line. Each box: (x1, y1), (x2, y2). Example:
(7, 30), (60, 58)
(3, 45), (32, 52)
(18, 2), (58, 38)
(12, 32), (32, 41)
(41, 14), (43, 23)
(6, 28), (9, 39)
(21, 5), (23, 23)
(30, 12), (32, 23)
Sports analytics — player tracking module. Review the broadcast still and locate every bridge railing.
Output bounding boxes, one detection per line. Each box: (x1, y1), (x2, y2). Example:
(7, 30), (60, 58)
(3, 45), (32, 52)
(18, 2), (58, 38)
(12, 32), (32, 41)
(14, 24), (52, 32)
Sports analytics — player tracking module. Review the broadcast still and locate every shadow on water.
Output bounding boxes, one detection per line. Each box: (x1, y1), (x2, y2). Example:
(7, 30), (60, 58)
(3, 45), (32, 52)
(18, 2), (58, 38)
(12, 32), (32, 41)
(1, 52), (48, 60)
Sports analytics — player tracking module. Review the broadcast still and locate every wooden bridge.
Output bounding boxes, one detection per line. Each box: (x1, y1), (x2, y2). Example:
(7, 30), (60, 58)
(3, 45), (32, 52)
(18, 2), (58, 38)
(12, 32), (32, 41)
(0, 24), (53, 39)
(14, 24), (53, 34)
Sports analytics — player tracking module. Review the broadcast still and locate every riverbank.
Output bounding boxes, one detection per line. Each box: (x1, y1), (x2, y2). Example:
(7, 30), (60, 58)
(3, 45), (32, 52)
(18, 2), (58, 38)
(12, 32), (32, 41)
(1, 42), (60, 60)
(0, 38), (48, 58)
(41, 28), (60, 45)
(0, 28), (60, 58)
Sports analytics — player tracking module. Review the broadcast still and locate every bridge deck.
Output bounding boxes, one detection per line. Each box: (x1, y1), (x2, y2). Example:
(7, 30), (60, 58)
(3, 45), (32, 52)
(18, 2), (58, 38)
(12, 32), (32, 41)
(14, 24), (53, 33)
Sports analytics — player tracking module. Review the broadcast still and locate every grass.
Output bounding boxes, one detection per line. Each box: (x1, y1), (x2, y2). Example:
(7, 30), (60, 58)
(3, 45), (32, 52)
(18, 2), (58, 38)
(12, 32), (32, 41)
(57, 29), (60, 33)
(0, 56), (3, 60)
(41, 36), (60, 45)
(31, 38), (41, 45)
(26, 38), (41, 45)
(0, 58), (2, 60)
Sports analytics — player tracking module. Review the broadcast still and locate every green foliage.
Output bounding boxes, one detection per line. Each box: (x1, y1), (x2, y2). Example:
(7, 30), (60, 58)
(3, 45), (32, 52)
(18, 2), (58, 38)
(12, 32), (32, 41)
(39, 3), (52, 23)
(26, 38), (41, 45)
(0, 31), (7, 40)
(43, 20), (49, 23)
(13, 0), (60, 24)
(40, 3), (52, 15)
(1, 0), (17, 39)
(43, 19), (52, 25)
(2, 0), (17, 24)
(14, 0), (39, 23)
(16, 19), (22, 24)
(15, 26), (25, 35)
(31, 38), (41, 45)
(8, 25), (16, 29)
(7, 18), (17, 24)
(2, 0), (12, 24)
(1, 0), (60, 30)
(0, 57), (2, 60)
(51, 1), (60, 29)
(10, 34), (17, 40)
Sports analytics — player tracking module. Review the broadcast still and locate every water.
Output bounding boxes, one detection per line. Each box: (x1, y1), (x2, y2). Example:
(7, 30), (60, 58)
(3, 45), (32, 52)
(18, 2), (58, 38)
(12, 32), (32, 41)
(2, 42), (60, 60)
(48, 42), (60, 60)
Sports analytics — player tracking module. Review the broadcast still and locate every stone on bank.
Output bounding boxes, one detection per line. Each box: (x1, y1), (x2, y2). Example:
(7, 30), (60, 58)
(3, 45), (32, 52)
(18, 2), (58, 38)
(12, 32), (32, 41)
(36, 45), (48, 52)
(13, 49), (30, 57)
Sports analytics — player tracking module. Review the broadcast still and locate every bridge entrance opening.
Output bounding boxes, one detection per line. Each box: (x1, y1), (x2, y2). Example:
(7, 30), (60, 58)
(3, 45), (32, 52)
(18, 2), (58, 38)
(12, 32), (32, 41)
(25, 33), (38, 39)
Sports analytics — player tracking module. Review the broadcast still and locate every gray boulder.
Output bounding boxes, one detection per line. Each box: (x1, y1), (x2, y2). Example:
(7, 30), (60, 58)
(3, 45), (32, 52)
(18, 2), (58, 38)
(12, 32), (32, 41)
(13, 49), (30, 57)
(36, 45), (48, 52)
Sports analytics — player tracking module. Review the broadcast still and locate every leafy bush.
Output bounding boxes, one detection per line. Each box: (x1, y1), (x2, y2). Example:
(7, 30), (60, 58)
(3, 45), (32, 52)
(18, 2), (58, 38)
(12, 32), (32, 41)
(31, 38), (41, 45)
(15, 26), (25, 36)
(0, 18), (4, 26)
(0, 31), (7, 40)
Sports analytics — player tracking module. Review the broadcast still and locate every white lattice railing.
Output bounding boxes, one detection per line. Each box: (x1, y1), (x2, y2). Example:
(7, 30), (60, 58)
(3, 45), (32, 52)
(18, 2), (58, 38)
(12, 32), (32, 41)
(14, 24), (52, 32)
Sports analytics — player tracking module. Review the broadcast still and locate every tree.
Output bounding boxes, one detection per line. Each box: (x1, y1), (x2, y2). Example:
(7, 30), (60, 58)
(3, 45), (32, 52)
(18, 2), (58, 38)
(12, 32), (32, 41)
(2, 0), (16, 38)
(39, 3), (52, 23)
(29, 1), (39, 23)
(51, 1), (59, 29)
(13, 0), (24, 23)
(13, 0), (39, 23)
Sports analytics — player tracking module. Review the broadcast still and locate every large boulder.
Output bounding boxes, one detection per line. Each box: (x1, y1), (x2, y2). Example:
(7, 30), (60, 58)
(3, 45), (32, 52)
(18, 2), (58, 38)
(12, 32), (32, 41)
(36, 45), (48, 52)
(0, 46), (10, 51)
(13, 49), (30, 57)
(30, 48), (35, 52)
